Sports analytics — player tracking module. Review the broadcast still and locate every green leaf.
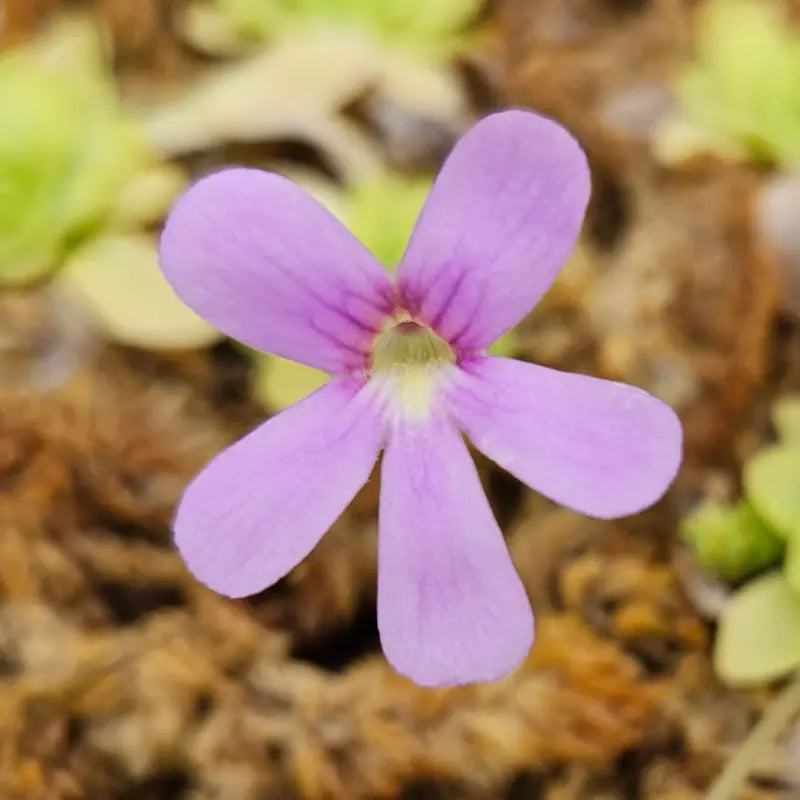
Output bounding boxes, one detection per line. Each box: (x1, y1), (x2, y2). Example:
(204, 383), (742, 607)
(651, 115), (745, 165)
(682, 499), (784, 581)
(347, 173), (430, 268)
(487, 331), (518, 357)
(655, 0), (800, 167)
(0, 18), (146, 285)
(210, 0), (481, 50)
(744, 444), (800, 538)
(59, 234), (221, 350)
(282, 168), (432, 271)
(108, 164), (188, 230)
(715, 572), (800, 685)
(784, 533), (800, 594)
(253, 354), (328, 410)
(774, 395), (800, 445)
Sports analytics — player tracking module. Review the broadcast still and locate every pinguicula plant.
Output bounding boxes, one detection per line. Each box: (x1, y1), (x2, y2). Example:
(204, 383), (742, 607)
(683, 395), (800, 685)
(0, 15), (207, 350)
(159, 110), (683, 686)
(654, 0), (800, 167)
(254, 171), (518, 410)
(0, 17), (144, 284)
(60, 232), (221, 350)
(698, 420), (800, 800)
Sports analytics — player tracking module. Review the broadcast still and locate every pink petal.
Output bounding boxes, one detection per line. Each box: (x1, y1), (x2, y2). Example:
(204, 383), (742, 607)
(174, 379), (384, 597)
(378, 415), (534, 686)
(398, 110), (590, 351)
(448, 357), (683, 519)
(160, 168), (394, 372)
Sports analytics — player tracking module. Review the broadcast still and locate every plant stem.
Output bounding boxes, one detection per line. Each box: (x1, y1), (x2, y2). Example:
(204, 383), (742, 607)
(706, 672), (800, 800)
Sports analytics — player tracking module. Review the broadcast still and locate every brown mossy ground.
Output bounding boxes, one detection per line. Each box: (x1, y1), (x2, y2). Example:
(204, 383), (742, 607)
(2, 0), (800, 798)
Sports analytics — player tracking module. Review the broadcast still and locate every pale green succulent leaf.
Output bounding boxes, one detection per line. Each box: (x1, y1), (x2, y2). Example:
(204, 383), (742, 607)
(108, 164), (188, 230)
(682, 499), (784, 581)
(487, 331), (518, 358)
(784, 533), (800, 595)
(286, 169), (432, 271)
(659, 0), (800, 166)
(652, 114), (745, 165)
(59, 234), (221, 350)
(347, 173), (430, 268)
(60, 116), (146, 236)
(744, 445), (800, 538)
(211, 0), (481, 48)
(0, 18), (146, 285)
(0, 59), (83, 281)
(715, 571), (800, 685)
(253, 354), (329, 410)
(773, 395), (800, 445)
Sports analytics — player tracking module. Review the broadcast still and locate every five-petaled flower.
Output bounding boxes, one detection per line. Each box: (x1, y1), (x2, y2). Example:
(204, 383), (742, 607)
(159, 110), (683, 687)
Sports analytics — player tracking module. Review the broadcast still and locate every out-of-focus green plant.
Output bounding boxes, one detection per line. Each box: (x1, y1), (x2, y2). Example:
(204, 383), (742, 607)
(56, 159), (220, 351)
(745, 447), (800, 557)
(0, 18), (145, 284)
(0, 18), (215, 349)
(744, 415), (800, 593)
(346, 172), (432, 268)
(773, 395), (800, 448)
(683, 500), (784, 582)
(715, 572), (800, 685)
(654, 0), (800, 167)
(684, 396), (800, 684)
(60, 234), (220, 350)
(209, 0), (481, 51)
(253, 171), (518, 410)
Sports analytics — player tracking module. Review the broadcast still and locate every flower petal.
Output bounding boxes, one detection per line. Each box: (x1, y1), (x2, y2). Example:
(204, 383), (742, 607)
(448, 357), (682, 519)
(175, 378), (384, 597)
(398, 110), (590, 351)
(378, 415), (534, 686)
(160, 168), (394, 372)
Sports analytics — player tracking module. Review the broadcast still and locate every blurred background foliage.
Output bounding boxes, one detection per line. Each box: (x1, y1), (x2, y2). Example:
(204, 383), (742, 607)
(655, 0), (800, 166)
(0, 18), (145, 283)
(683, 396), (800, 684)
(204, 0), (483, 48)
(2, 0), (800, 799)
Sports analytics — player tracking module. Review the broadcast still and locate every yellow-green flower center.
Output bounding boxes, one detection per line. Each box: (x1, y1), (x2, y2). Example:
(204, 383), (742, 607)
(370, 320), (455, 420)
(371, 320), (454, 372)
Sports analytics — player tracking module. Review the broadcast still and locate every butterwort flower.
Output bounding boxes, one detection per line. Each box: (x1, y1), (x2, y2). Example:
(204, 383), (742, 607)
(159, 110), (682, 686)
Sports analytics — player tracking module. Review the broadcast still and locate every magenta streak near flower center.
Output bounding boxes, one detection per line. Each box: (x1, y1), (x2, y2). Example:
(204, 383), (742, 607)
(158, 109), (684, 688)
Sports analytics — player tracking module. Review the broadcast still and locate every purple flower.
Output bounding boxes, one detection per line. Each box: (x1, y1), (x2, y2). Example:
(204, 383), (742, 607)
(159, 110), (682, 687)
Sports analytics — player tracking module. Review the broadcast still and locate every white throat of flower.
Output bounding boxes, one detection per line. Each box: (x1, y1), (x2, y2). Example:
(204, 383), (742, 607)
(370, 320), (455, 421)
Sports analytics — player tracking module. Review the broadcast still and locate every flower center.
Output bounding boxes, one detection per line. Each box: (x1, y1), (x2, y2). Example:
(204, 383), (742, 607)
(369, 320), (455, 420)
(371, 320), (454, 373)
